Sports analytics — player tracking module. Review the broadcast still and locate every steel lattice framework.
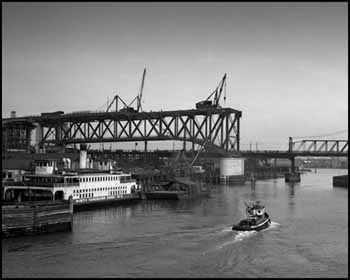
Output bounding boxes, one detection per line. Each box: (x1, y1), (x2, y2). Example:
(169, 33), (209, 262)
(291, 139), (348, 154)
(35, 108), (242, 152)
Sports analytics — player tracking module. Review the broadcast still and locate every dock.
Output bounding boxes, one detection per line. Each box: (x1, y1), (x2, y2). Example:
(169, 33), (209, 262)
(2, 198), (73, 237)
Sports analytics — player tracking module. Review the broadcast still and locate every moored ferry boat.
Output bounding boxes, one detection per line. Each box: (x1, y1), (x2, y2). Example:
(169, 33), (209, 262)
(2, 158), (140, 210)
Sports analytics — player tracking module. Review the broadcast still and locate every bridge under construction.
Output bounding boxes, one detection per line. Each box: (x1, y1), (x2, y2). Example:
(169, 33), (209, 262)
(2, 71), (348, 183)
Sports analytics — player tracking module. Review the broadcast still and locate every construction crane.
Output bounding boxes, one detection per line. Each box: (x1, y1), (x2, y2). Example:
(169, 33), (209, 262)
(123, 68), (147, 112)
(137, 68), (146, 112)
(106, 94), (130, 112)
(106, 68), (147, 113)
(196, 73), (227, 109)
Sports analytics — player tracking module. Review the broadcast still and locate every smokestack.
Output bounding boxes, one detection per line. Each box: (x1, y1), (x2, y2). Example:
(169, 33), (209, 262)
(79, 144), (87, 169)
(62, 158), (67, 169)
(67, 158), (71, 169)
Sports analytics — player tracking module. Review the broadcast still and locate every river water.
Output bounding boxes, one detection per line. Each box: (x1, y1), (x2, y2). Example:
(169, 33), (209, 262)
(2, 168), (348, 278)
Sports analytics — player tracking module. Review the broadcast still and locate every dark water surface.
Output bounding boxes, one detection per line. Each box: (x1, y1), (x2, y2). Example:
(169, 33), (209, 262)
(2, 169), (348, 278)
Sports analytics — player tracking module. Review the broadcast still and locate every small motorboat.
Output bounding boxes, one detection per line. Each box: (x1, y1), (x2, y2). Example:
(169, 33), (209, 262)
(232, 201), (271, 231)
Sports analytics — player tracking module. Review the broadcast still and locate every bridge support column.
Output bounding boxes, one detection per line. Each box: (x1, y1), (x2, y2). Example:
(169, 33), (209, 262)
(35, 123), (43, 153)
(272, 158), (277, 179)
(285, 156), (301, 182)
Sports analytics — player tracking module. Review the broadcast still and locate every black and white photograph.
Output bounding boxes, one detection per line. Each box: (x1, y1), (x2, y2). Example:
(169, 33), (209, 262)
(2, 2), (348, 278)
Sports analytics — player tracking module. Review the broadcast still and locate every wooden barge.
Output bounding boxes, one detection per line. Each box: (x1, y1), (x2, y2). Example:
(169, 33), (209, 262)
(143, 177), (210, 200)
(2, 198), (73, 238)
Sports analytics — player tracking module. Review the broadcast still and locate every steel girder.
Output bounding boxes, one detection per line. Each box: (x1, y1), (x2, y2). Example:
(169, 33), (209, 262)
(38, 108), (242, 152)
(292, 140), (348, 154)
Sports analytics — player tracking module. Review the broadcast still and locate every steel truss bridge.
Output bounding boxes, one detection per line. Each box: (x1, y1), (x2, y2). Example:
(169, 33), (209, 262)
(236, 139), (348, 158)
(2, 110), (347, 159)
(2, 108), (242, 153)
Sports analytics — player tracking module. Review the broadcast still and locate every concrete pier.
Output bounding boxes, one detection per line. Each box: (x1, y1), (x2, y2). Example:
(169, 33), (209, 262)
(333, 175), (348, 188)
(285, 172), (301, 182)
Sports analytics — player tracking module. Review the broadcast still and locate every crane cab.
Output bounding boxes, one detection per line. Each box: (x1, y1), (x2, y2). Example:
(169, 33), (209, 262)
(195, 100), (213, 109)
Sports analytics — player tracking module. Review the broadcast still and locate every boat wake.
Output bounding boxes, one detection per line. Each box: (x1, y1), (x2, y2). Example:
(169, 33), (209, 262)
(204, 221), (280, 254)
(261, 221), (280, 231)
(219, 227), (233, 235)
(233, 230), (257, 242)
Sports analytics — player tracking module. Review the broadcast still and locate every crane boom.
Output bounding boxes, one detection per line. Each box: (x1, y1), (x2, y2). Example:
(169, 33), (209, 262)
(196, 73), (227, 109)
(137, 68), (146, 112)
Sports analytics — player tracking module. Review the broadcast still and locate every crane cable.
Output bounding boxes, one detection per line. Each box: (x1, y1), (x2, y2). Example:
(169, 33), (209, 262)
(293, 129), (348, 139)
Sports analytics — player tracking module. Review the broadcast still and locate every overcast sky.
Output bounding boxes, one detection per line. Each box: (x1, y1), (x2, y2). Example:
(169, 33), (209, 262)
(2, 2), (348, 150)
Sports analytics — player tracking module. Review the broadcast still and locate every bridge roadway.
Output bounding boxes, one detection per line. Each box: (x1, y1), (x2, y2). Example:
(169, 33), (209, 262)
(88, 148), (348, 159)
(2, 109), (347, 159)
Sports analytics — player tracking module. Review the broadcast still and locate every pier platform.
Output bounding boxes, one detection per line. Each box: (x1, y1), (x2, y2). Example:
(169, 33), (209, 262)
(2, 198), (73, 237)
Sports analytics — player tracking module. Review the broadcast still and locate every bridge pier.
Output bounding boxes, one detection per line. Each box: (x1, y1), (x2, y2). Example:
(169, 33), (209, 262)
(285, 156), (301, 182)
(272, 158), (277, 179)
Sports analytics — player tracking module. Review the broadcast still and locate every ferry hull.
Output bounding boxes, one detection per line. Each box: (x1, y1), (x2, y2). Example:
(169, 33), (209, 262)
(144, 191), (187, 200)
(73, 193), (141, 211)
(232, 217), (271, 232)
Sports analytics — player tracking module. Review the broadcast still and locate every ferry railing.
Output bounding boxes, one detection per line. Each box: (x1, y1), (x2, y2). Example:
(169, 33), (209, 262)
(53, 183), (79, 188)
